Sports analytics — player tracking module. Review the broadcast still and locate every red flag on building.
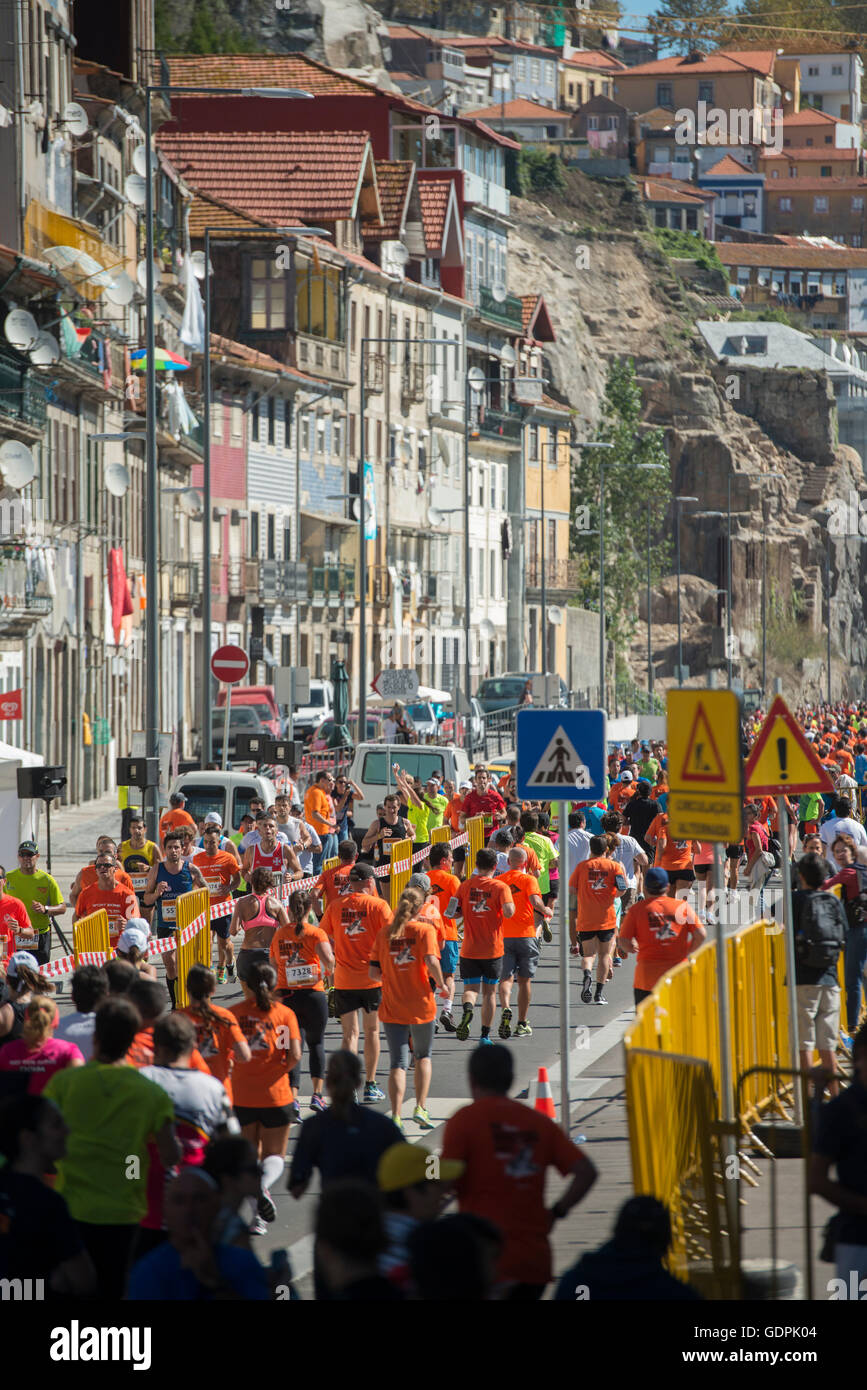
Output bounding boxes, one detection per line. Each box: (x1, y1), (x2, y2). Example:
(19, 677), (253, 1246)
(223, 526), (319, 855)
(0, 689), (23, 720)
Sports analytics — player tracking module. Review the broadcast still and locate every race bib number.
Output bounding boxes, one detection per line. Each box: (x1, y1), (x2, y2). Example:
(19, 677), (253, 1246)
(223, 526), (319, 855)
(161, 900), (177, 922)
(483, 814), (493, 828)
(130, 874), (148, 892)
(205, 876), (224, 897)
(286, 963), (317, 984)
(15, 934), (37, 951)
(108, 918), (124, 943)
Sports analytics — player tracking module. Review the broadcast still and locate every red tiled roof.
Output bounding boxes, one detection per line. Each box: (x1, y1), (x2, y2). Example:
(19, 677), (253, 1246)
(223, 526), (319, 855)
(188, 188), (272, 237)
(785, 108), (848, 125)
(444, 35), (559, 57)
(209, 333), (322, 384)
(641, 176), (711, 205)
(562, 50), (626, 72)
(520, 294), (556, 342)
(766, 176), (867, 192)
(715, 241), (867, 268)
(616, 48), (776, 78)
(761, 148), (861, 162)
(156, 130), (378, 226)
(702, 154), (759, 177)
(159, 52), (373, 95)
(464, 97), (569, 122)
(417, 178), (452, 254)
(386, 25), (427, 40)
(363, 160), (413, 242)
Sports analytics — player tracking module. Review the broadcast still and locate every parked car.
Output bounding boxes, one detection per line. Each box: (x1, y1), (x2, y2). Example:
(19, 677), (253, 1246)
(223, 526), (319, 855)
(170, 770), (276, 830)
(215, 684), (283, 739)
(438, 698), (484, 748)
(476, 673), (568, 713)
(209, 705), (267, 761)
(403, 701), (440, 742)
(292, 679), (335, 741)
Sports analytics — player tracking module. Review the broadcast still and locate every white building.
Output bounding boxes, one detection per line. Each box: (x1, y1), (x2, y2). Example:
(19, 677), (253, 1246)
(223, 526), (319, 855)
(787, 51), (864, 132)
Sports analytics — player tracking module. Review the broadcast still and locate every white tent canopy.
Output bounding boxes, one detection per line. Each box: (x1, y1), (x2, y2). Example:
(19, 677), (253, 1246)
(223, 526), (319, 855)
(0, 737), (44, 868)
(367, 687), (452, 707)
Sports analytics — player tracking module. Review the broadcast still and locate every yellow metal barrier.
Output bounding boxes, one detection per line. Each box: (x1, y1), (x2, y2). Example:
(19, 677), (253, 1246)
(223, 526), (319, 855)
(728, 920), (792, 1124)
(465, 814), (485, 867)
(73, 909), (111, 963)
(430, 825), (451, 847)
(388, 839), (414, 910)
(175, 888), (211, 1009)
(321, 857), (338, 874)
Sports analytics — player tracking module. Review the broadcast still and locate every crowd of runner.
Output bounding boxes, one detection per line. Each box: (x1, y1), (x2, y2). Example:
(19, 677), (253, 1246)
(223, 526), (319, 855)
(0, 698), (865, 1299)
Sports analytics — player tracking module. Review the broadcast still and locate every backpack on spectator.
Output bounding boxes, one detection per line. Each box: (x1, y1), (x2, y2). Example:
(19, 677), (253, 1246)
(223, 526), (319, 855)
(844, 864), (867, 930)
(795, 892), (847, 970)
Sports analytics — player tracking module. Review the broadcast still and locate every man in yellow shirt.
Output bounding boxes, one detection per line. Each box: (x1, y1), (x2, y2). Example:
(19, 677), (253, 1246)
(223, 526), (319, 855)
(304, 771), (339, 873)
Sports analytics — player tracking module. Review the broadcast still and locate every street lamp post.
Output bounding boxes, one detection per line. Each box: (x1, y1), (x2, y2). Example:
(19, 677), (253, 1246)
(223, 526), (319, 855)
(143, 80), (313, 835)
(638, 462), (666, 698)
(574, 442), (614, 709)
(675, 496), (699, 683)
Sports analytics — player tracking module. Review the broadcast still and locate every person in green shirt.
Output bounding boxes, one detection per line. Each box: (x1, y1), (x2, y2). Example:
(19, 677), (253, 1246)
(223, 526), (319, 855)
(520, 811), (559, 897)
(424, 778), (448, 832)
(44, 996), (180, 1300)
(6, 840), (66, 969)
(797, 791), (824, 837)
(638, 745), (659, 781)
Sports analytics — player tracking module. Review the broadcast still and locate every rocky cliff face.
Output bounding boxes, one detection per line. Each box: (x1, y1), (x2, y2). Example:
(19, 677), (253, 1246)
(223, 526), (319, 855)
(507, 178), (867, 702)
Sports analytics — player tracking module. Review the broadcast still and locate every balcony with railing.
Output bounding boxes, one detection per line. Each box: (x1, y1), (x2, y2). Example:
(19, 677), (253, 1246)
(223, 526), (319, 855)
(472, 398), (522, 443)
(311, 563), (357, 607)
(462, 169), (511, 217)
(0, 592), (52, 636)
(0, 348), (48, 433)
(525, 557), (580, 592)
(170, 561), (200, 608)
(476, 285), (524, 331)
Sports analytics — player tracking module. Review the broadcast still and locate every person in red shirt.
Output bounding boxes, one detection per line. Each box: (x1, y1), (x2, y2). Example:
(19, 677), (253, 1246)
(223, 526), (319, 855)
(449, 848), (514, 1044)
(313, 839), (357, 908)
(428, 842), (461, 1031)
(442, 1044), (596, 1299)
(271, 889), (334, 1117)
(74, 855), (140, 948)
(497, 846), (551, 1039)
(158, 792), (197, 846)
(71, 837), (136, 900)
(0, 867), (37, 958)
(319, 861), (393, 1103)
(618, 867), (706, 1007)
(460, 769), (506, 842)
(568, 836), (628, 1006)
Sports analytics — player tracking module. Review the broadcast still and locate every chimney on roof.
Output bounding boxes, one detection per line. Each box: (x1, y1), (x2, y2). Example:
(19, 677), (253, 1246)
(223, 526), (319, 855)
(685, 50), (706, 64)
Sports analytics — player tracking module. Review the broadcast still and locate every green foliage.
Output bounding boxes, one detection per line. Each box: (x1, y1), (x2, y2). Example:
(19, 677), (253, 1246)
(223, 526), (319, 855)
(766, 584), (823, 664)
(516, 150), (567, 196)
(652, 228), (726, 275)
(570, 358), (673, 667)
(648, 0), (730, 53)
(154, 0), (256, 54)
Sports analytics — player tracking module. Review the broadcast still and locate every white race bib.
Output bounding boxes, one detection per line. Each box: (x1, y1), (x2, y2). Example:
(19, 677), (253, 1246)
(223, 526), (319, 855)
(130, 874), (148, 892)
(205, 876), (224, 896)
(15, 934), (37, 951)
(286, 963), (317, 984)
(161, 900), (177, 922)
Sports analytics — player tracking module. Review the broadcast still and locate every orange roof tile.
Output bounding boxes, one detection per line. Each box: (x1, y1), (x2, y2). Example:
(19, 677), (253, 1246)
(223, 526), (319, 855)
(702, 154), (759, 177)
(561, 50), (626, 72)
(766, 176), (867, 192)
(616, 48), (776, 78)
(159, 52), (373, 96)
(464, 97), (569, 122)
(188, 189), (272, 237)
(209, 333), (322, 384)
(761, 148), (861, 162)
(364, 160), (414, 242)
(641, 176), (712, 204)
(156, 130), (377, 226)
(417, 178), (452, 254)
(785, 108), (849, 125)
(715, 241), (867, 268)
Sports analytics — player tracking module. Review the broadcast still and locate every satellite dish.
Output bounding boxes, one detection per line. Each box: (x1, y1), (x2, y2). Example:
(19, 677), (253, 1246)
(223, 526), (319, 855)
(0, 439), (36, 489)
(136, 259), (162, 291)
(467, 366), (486, 393)
(177, 488), (204, 519)
(4, 309), (39, 350)
(62, 101), (88, 137)
(500, 344), (517, 367)
(190, 251), (212, 280)
(0, 104), (12, 129)
(28, 331), (60, 367)
(428, 506), (444, 527)
(42, 244), (82, 270)
(104, 270), (135, 306)
(479, 618), (496, 641)
(351, 498), (372, 523)
(548, 605), (564, 627)
(104, 462), (130, 498)
(132, 143), (155, 177)
(125, 174), (147, 207)
(491, 281), (507, 302)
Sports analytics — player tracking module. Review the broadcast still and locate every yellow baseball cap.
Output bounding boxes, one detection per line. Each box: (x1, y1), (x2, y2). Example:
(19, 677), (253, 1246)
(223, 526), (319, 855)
(377, 1142), (464, 1192)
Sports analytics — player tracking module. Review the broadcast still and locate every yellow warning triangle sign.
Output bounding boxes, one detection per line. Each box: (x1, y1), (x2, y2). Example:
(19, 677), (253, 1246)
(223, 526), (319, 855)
(680, 701), (727, 784)
(744, 695), (833, 796)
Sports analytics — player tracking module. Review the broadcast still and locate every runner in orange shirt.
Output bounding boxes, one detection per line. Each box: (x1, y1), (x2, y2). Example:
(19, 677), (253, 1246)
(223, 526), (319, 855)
(428, 842), (461, 1031)
(192, 824), (241, 983)
(159, 792), (197, 846)
(319, 861), (393, 1103)
(313, 839), (357, 908)
(73, 853), (139, 948)
(71, 837), (136, 901)
(618, 867), (706, 1006)
(569, 836), (628, 1006)
(450, 847), (514, 1044)
(498, 846), (551, 1039)
(369, 885), (445, 1132)
(609, 771), (636, 816)
(229, 960), (302, 1233)
(645, 811), (699, 897)
(180, 962), (252, 1104)
(270, 889), (334, 1117)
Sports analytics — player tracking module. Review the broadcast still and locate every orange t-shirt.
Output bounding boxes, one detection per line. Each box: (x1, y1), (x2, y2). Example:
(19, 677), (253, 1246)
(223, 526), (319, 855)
(126, 1025), (211, 1074)
(179, 1003), (249, 1102)
(455, 874), (513, 960)
(837, 748), (854, 775)
(304, 786), (333, 836)
(645, 814), (695, 872)
(320, 891), (393, 990)
(159, 808), (197, 841)
(313, 864), (353, 906)
(371, 919), (440, 1026)
(609, 782), (635, 814)
(619, 895), (703, 992)
(74, 883), (139, 946)
(192, 849), (238, 900)
(442, 1094), (586, 1285)
(499, 869), (542, 939)
(446, 795), (464, 832)
(77, 864), (135, 895)
(417, 896), (445, 944)
(517, 843), (541, 877)
(428, 868), (461, 942)
(270, 923), (330, 991)
(569, 856), (623, 932)
(228, 1000), (300, 1108)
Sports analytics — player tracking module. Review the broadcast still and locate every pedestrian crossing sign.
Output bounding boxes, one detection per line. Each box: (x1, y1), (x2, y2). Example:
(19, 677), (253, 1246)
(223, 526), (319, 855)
(516, 709), (606, 800)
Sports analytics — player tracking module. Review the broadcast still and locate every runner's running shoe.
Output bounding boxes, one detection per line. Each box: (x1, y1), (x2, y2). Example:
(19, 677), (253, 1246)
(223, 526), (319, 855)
(595, 988), (608, 1005)
(310, 1094), (327, 1113)
(498, 1007), (513, 1040)
(440, 1009), (457, 1032)
(258, 1188), (277, 1223)
(413, 1106), (435, 1130)
(364, 1081), (385, 1103)
(514, 1021), (533, 1038)
(289, 1101), (302, 1123)
(226, 962), (236, 981)
(217, 969), (227, 985)
(542, 920), (553, 943)
(455, 1005), (474, 1041)
(581, 971), (593, 1004)
(479, 1034), (493, 1045)
(250, 1217), (268, 1236)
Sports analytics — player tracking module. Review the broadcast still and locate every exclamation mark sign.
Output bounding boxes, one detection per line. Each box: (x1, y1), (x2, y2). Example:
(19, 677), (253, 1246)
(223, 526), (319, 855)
(777, 737), (788, 781)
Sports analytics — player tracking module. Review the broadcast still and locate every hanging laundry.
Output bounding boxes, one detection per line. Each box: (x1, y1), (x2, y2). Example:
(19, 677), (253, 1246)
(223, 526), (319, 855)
(179, 253), (204, 352)
(108, 547), (134, 645)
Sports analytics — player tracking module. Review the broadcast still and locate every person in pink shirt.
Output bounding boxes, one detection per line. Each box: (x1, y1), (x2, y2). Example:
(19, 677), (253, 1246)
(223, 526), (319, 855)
(0, 995), (85, 1094)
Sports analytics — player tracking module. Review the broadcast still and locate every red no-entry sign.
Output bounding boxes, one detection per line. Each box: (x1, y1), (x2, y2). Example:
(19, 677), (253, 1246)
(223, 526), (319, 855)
(211, 644), (250, 685)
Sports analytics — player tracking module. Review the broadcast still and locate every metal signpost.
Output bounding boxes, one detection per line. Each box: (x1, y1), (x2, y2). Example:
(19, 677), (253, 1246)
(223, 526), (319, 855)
(516, 707), (607, 1133)
(211, 644), (250, 772)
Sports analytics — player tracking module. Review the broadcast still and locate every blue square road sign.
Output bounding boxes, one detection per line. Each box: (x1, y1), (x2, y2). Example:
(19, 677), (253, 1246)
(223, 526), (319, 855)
(516, 709), (607, 800)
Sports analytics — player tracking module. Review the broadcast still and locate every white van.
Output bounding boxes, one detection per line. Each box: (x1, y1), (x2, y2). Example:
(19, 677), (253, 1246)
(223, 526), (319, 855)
(348, 743), (472, 825)
(170, 770), (276, 832)
(292, 679), (334, 741)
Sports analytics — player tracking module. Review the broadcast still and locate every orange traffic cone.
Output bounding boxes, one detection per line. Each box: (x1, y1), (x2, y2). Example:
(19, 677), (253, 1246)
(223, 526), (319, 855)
(534, 1066), (556, 1119)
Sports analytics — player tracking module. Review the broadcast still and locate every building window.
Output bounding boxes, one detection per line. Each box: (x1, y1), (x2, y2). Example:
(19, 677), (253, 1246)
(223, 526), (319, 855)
(805, 138), (813, 146)
(283, 524), (292, 561)
(350, 300), (357, 355)
(814, 196), (829, 213)
(657, 83), (673, 106)
(821, 166), (832, 177)
(528, 423), (539, 460)
(515, 57), (526, 78)
(853, 236), (863, 247)
(333, 419), (343, 456)
(490, 549), (497, 598)
(246, 257), (286, 331)
(685, 207), (698, 231)
(250, 511), (259, 557)
(852, 197), (864, 211)
(544, 62), (554, 84)
(807, 65), (819, 76)
(698, 82), (714, 103)
(530, 59), (540, 81)
(588, 80), (595, 97)
(779, 197), (792, 211)
(743, 197), (757, 217)
(295, 259), (343, 341)
(831, 64), (843, 75)
(231, 405), (242, 442)
(267, 513), (275, 560)
(267, 398), (276, 445)
(654, 207), (668, 227)
(250, 397), (260, 443)
(300, 415), (311, 453)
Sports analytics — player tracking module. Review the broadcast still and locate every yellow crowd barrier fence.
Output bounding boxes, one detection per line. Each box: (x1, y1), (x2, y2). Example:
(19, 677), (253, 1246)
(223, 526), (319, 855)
(175, 888), (211, 1008)
(388, 839), (414, 909)
(430, 825), (452, 847)
(73, 909), (111, 963)
(465, 814), (485, 865)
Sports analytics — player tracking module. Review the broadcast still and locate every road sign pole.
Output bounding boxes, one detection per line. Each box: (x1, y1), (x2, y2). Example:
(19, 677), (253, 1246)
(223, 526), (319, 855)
(221, 684), (232, 773)
(558, 798), (571, 1132)
(778, 793), (803, 1126)
(713, 838), (739, 1251)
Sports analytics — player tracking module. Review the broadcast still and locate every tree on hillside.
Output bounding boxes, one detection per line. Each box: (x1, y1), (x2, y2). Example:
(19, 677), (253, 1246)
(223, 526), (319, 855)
(647, 0), (730, 54)
(725, 0), (858, 49)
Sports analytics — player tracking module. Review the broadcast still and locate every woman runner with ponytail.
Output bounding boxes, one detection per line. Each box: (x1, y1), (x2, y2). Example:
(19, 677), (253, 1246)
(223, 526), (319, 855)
(368, 886), (446, 1132)
(229, 960), (301, 1234)
(181, 964), (251, 1103)
(270, 889), (334, 1119)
